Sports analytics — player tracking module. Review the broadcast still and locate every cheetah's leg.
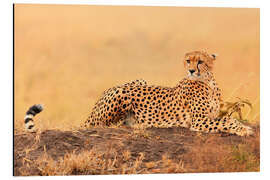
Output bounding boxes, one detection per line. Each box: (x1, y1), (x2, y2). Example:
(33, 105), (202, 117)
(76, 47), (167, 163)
(190, 116), (253, 136)
(84, 87), (132, 128)
(84, 79), (147, 128)
(219, 116), (253, 136)
(216, 103), (254, 136)
(190, 104), (254, 136)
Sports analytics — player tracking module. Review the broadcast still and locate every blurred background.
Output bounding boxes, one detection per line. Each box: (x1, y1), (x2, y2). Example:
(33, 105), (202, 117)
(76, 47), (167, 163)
(14, 4), (259, 131)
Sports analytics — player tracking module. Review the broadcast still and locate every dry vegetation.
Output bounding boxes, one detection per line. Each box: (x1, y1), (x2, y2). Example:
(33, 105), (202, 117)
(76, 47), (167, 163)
(14, 126), (259, 176)
(14, 4), (260, 176)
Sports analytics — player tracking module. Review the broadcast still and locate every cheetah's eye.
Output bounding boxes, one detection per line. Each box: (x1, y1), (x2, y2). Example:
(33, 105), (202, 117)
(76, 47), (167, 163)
(186, 60), (190, 64)
(198, 60), (203, 64)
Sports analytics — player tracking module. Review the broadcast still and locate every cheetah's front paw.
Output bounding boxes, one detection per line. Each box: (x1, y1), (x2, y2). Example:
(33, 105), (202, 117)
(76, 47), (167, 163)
(235, 125), (254, 136)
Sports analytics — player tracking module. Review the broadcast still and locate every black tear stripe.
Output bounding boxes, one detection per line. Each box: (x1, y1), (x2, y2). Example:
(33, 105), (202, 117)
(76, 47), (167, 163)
(24, 118), (33, 124)
(197, 63), (200, 75)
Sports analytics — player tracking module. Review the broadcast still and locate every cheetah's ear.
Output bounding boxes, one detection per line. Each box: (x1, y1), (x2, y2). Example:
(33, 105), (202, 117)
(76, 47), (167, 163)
(211, 53), (218, 60)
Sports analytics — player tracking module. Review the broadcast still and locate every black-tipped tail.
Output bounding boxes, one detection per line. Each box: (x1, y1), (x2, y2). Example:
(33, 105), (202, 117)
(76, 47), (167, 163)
(24, 104), (44, 132)
(26, 104), (43, 116)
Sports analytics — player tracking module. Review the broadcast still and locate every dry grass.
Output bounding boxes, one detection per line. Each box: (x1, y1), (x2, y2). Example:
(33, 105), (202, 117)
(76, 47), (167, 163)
(32, 148), (187, 175)
(219, 98), (253, 122)
(17, 132), (259, 175)
(184, 135), (260, 173)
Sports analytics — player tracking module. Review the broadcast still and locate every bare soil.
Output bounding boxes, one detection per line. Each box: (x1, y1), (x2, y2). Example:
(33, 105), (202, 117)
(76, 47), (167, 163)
(14, 126), (260, 176)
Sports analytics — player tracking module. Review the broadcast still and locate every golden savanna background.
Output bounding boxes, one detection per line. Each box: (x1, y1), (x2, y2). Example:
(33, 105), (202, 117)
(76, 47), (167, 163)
(14, 4), (260, 132)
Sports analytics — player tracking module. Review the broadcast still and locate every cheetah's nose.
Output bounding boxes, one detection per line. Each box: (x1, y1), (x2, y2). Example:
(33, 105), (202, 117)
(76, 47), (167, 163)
(189, 69), (195, 74)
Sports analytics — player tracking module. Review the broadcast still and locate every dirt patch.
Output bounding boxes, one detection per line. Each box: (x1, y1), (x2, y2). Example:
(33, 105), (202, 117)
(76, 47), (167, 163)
(14, 126), (260, 176)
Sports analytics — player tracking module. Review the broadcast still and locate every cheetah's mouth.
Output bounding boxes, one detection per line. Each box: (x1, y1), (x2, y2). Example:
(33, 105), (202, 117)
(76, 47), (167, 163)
(189, 72), (200, 77)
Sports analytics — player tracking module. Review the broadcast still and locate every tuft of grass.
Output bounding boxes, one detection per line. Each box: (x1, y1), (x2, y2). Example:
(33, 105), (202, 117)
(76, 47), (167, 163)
(219, 97), (253, 123)
(131, 127), (151, 139)
(226, 144), (260, 172)
(184, 134), (260, 173)
(122, 150), (131, 161)
(33, 148), (187, 175)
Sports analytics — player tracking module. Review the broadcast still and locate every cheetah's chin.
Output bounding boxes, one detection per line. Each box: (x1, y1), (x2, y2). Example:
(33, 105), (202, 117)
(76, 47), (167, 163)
(188, 75), (200, 80)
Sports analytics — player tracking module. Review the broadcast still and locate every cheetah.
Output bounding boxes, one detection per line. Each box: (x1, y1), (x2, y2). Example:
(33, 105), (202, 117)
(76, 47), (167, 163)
(82, 50), (253, 136)
(24, 50), (253, 136)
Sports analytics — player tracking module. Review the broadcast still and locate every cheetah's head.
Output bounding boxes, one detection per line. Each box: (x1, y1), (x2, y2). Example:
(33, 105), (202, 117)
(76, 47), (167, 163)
(183, 50), (217, 80)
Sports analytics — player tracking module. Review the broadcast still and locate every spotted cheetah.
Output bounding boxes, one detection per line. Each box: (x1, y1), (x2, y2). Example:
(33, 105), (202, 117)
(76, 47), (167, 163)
(24, 50), (253, 136)
(82, 50), (253, 136)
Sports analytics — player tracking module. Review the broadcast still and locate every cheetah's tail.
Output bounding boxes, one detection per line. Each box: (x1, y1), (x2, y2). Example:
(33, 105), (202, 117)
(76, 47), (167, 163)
(24, 104), (43, 132)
